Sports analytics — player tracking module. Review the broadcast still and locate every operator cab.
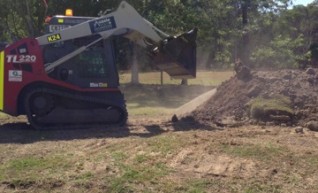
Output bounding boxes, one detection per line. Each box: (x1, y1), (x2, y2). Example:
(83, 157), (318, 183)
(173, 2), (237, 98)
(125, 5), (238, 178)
(42, 15), (119, 89)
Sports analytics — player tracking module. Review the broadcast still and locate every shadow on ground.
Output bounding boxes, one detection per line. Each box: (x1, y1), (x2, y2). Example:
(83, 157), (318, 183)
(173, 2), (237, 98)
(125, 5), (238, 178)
(0, 118), (217, 144)
(0, 84), (217, 144)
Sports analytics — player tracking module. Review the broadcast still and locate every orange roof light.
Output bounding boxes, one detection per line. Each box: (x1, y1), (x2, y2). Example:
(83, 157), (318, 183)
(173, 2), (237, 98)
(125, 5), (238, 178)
(65, 9), (73, 16)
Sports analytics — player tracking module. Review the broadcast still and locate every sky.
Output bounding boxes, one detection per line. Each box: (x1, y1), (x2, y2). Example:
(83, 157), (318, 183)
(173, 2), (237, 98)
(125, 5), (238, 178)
(293, 0), (315, 6)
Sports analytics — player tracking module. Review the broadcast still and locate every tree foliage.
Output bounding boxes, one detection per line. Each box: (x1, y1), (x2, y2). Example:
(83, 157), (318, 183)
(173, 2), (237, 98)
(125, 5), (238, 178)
(1, 0), (318, 69)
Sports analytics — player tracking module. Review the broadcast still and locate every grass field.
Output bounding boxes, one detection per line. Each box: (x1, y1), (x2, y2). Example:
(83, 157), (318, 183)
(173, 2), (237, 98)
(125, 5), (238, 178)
(120, 70), (233, 117)
(119, 70), (234, 86)
(121, 84), (216, 117)
(3, 70), (318, 192)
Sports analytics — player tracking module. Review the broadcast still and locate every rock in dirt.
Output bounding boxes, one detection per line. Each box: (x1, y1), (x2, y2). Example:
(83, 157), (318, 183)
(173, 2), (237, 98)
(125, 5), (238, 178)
(171, 114), (179, 122)
(234, 59), (252, 81)
(295, 126), (304, 134)
(306, 68), (316, 75)
(306, 121), (318, 132)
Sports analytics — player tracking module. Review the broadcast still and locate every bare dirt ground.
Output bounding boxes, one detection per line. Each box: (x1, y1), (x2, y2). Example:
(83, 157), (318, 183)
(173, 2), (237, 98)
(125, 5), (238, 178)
(1, 117), (318, 192)
(1, 69), (318, 192)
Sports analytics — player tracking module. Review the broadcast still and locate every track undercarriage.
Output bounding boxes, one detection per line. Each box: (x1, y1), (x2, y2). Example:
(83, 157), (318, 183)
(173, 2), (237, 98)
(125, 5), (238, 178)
(22, 86), (127, 129)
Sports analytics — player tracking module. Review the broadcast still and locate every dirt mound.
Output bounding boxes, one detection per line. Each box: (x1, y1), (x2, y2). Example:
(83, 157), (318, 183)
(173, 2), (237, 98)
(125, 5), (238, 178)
(187, 68), (318, 127)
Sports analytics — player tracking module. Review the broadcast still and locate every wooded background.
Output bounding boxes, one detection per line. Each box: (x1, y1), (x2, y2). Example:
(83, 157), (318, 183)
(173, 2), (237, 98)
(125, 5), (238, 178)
(1, 0), (318, 69)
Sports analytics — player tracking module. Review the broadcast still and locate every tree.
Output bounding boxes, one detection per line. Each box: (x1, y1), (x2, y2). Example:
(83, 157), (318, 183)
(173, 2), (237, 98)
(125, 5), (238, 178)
(0, 0), (47, 42)
(1, 0), (315, 71)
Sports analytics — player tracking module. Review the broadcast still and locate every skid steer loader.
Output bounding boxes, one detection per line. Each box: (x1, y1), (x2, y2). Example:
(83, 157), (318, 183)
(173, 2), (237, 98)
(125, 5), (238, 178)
(0, 1), (197, 129)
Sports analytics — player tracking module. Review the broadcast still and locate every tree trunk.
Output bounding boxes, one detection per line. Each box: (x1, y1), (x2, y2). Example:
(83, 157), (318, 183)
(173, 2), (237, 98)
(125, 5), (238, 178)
(238, 0), (250, 66)
(130, 46), (139, 84)
(25, 0), (35, 37)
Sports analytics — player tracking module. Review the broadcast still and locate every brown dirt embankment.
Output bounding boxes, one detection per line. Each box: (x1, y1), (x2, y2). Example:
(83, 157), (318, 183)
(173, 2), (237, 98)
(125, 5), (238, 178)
(184, 69), (318, 128)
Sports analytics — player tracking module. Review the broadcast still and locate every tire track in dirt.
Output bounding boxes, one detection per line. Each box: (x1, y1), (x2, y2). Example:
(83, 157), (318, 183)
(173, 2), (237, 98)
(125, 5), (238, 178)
(169, 147), (263, 179)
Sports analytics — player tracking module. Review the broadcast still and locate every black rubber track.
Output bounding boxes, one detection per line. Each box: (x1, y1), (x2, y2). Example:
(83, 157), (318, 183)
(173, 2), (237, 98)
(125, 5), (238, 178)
(24, 87), (127, 130)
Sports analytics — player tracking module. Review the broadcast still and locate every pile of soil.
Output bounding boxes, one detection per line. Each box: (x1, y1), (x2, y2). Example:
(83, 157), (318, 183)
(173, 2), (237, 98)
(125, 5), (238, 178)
(187, 68), (318, 128)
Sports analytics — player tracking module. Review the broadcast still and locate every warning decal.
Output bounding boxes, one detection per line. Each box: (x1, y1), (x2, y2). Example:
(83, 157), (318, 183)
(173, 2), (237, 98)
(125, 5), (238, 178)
(9, 70), (22, 82)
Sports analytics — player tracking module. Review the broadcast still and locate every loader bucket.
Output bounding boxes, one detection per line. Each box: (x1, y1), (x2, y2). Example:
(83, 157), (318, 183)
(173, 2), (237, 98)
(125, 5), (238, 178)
(153, 28), (197, 79)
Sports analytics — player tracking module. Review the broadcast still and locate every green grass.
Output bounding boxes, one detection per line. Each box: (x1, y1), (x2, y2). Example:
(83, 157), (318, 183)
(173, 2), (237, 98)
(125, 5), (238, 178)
(75, 172), (94, 181)
(100, 135), (191, 192)
(146, 134), (187, 155)
(134, 154), (150, 164)
(107, 152), (170, 192)
(243, 182), (282, 193)
(127, 104), (173, 116)
(248, 95), (293, 121)
(1, 155), (73, 179)
(307, 156), (318, 167)
(220, 142), (285, 162)
(110, 162), (168, 186)
(183, 179), (212, 193)
(111, 151), (129, 162)
(8, 157), (45, 171)
(0, 154), (74, 190)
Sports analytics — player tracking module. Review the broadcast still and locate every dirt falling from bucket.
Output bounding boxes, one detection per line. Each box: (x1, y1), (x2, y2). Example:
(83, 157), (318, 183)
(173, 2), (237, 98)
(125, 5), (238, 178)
(173, 88), (217, 120)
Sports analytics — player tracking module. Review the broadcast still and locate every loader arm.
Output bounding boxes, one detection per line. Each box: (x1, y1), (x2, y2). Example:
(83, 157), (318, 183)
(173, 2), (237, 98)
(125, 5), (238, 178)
(37, 1), (164, 46)
(37, 1), (197, 78)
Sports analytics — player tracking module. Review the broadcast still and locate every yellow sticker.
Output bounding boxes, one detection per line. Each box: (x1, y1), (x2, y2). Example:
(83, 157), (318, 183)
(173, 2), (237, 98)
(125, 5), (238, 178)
(58, 18), (64, 23)
(47, 33), (61, 42)
(99, 83), (108, 87)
